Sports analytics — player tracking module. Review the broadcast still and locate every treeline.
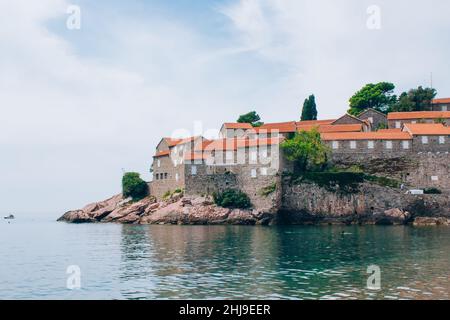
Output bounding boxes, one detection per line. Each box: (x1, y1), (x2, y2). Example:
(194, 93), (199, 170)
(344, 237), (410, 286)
(236, 82), (438, 124)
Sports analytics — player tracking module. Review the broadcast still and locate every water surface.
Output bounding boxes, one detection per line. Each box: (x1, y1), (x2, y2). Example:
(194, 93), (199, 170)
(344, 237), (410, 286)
(0, 214), (449, 299)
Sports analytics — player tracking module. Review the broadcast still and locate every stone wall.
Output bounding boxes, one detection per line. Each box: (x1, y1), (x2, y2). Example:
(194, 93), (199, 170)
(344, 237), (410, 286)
(151, 155), (185, 200)
(184, 147), (283, 212)
(280, 181), (450, 224)
(357, 109), (387, 130)
(388, 118), (450, 128)
(330, 153), (450, 191)
(325, 139), (412, 156)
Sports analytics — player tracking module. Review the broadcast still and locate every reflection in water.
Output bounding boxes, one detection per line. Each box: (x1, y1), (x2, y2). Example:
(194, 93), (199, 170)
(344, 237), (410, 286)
(118, 225), (450, 300)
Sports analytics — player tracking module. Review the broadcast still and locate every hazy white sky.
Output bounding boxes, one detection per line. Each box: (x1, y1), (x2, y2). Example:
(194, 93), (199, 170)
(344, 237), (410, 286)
(1, 0), (449, 214)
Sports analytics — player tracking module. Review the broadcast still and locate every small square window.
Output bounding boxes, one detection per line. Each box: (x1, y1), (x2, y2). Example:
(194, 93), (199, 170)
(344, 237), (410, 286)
(402, 141), (410, 149)
(368, 117), (374, 123)
(350, 141), (357, 149)
(422, 136), (429, 144)
(164, 173), (168, 179)
(368, 141), (374, 149)
(332, 141), (339, 149)
(439, 136), (445, 144)
(191, 165), (197, 175)
(251, 169), (257, 178)
(260, 168), (268, 176)
(175, 173), (179, 181)
(395, 121), (401, 129)
(386, 141), (393, 149)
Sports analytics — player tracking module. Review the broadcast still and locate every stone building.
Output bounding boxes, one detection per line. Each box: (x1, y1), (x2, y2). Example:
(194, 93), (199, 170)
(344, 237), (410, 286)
(432, 98), (450, 111)
(149, 110), (449, 204)
(387, 111), (450, 129)
(219, 123), (253, 139)
(357, 108), (388, 130)
(330, 114), (372, 131)
(150, 136), (210, 199)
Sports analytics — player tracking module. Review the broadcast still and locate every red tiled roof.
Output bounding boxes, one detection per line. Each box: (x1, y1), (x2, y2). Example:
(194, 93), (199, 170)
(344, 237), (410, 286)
(153, 150), (170, 158)
(321, 131), (412, 141)
(377, 128), (402, 133)
(387, 111), (450, 120)
(259, 121), (297, 133)
(318, 124), (363, 133)
(296, 119), (336, 126)
(403, 123), (450, 135)
(205, 137), (283, 151)
(222, 123), (253, 129)
(433, 98), (450, 104)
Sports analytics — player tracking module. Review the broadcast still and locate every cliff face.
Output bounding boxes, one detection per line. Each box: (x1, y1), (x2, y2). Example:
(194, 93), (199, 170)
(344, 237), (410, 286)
(58, 180), (450, 226)
(280, 181), (450, 225)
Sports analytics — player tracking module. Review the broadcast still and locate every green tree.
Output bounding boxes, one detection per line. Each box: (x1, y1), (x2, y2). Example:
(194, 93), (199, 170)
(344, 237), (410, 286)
(280, 128), (329, 172)
(122, 172), (149, 201)
(391, 86), (437, 112)
(301, 95), (318, 121)
(348, 82), (397, 115)
(237, 111), (263, 127)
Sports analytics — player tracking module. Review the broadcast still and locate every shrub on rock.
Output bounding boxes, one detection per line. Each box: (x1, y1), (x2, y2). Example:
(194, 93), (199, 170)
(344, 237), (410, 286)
(213, 189), (251, 209)
(122, 172), (149, 201)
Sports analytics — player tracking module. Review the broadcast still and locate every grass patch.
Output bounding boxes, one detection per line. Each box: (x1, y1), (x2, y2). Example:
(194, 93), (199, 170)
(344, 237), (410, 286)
(259, 183), (277, 197)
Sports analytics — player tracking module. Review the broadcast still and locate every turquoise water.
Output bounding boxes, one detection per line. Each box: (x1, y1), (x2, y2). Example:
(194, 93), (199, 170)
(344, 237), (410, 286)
(0, 214), (449, 300)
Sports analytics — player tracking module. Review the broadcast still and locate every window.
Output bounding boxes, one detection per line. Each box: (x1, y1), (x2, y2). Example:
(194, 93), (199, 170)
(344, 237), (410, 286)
(157, 160), (161, 168)
(175, 173), (179, 181)
(164, 173), (168, 179)
(350, 141), (357, 149)
(191, 165), (197, 175)
(411, 120), (417, 124)
(250, 151), (257, 161)
(332, 141), (339, 149)
(402, 141), (410, 149)
(421, 136), (429, 144)
(368, 141), (374, 149)
(368, 117), (374, 124)
(226, 151), (233, 160)
(439, 136), (445, 144)
(443, 105), (448, 111)
(431, 176), (439, 181)
(260, 168), (268, 176)
(251, 169), (257, 178)
(174, 146), (177, 153)
(155, 173), (159, 180)
(395, 121), (401, 129)
(386, 141), (393, 149)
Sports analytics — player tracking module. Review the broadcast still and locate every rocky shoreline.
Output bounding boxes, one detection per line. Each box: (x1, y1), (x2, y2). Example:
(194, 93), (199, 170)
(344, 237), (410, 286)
(58, 189), (450, 226)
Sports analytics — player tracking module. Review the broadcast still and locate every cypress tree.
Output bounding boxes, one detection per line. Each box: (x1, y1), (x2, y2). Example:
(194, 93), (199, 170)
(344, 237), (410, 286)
(301, 95), (318, 121)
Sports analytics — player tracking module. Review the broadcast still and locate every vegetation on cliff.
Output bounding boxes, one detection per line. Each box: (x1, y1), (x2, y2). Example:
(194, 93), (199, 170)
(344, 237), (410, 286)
(213, 189), (252, 209)
(122, 172), (149, 201)
(281, 128), (329, 172)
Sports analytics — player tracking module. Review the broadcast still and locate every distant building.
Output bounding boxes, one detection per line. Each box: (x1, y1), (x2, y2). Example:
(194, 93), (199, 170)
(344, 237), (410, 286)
(432, 98), (450, 111)
(357, 108), (388, 130)
(388, 111), (450, 129)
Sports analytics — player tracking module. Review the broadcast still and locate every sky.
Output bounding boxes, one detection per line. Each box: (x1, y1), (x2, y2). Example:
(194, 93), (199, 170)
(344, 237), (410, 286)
(1, 0), (450, 214)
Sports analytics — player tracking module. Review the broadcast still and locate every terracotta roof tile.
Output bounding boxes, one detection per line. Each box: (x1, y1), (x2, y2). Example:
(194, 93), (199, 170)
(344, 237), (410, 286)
(296, 119), (336, 126)
(321, 131), (412, 141)
(318, 124), (363, 133)
(222, 123), (254, 129)
(153, 150), (170, 158)
(403, 123), (450, 135)
(387, 111), (450, 120)
(259, 121), (297, 133)
(433, 98), (450, 104)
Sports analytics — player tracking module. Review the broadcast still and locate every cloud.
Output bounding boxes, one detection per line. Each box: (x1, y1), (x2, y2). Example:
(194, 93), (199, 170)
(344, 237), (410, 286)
(1, 0), (450, 213)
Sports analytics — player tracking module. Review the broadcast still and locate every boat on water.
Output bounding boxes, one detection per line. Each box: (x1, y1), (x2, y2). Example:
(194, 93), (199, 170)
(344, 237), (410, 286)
(4, 214), (15, 220)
